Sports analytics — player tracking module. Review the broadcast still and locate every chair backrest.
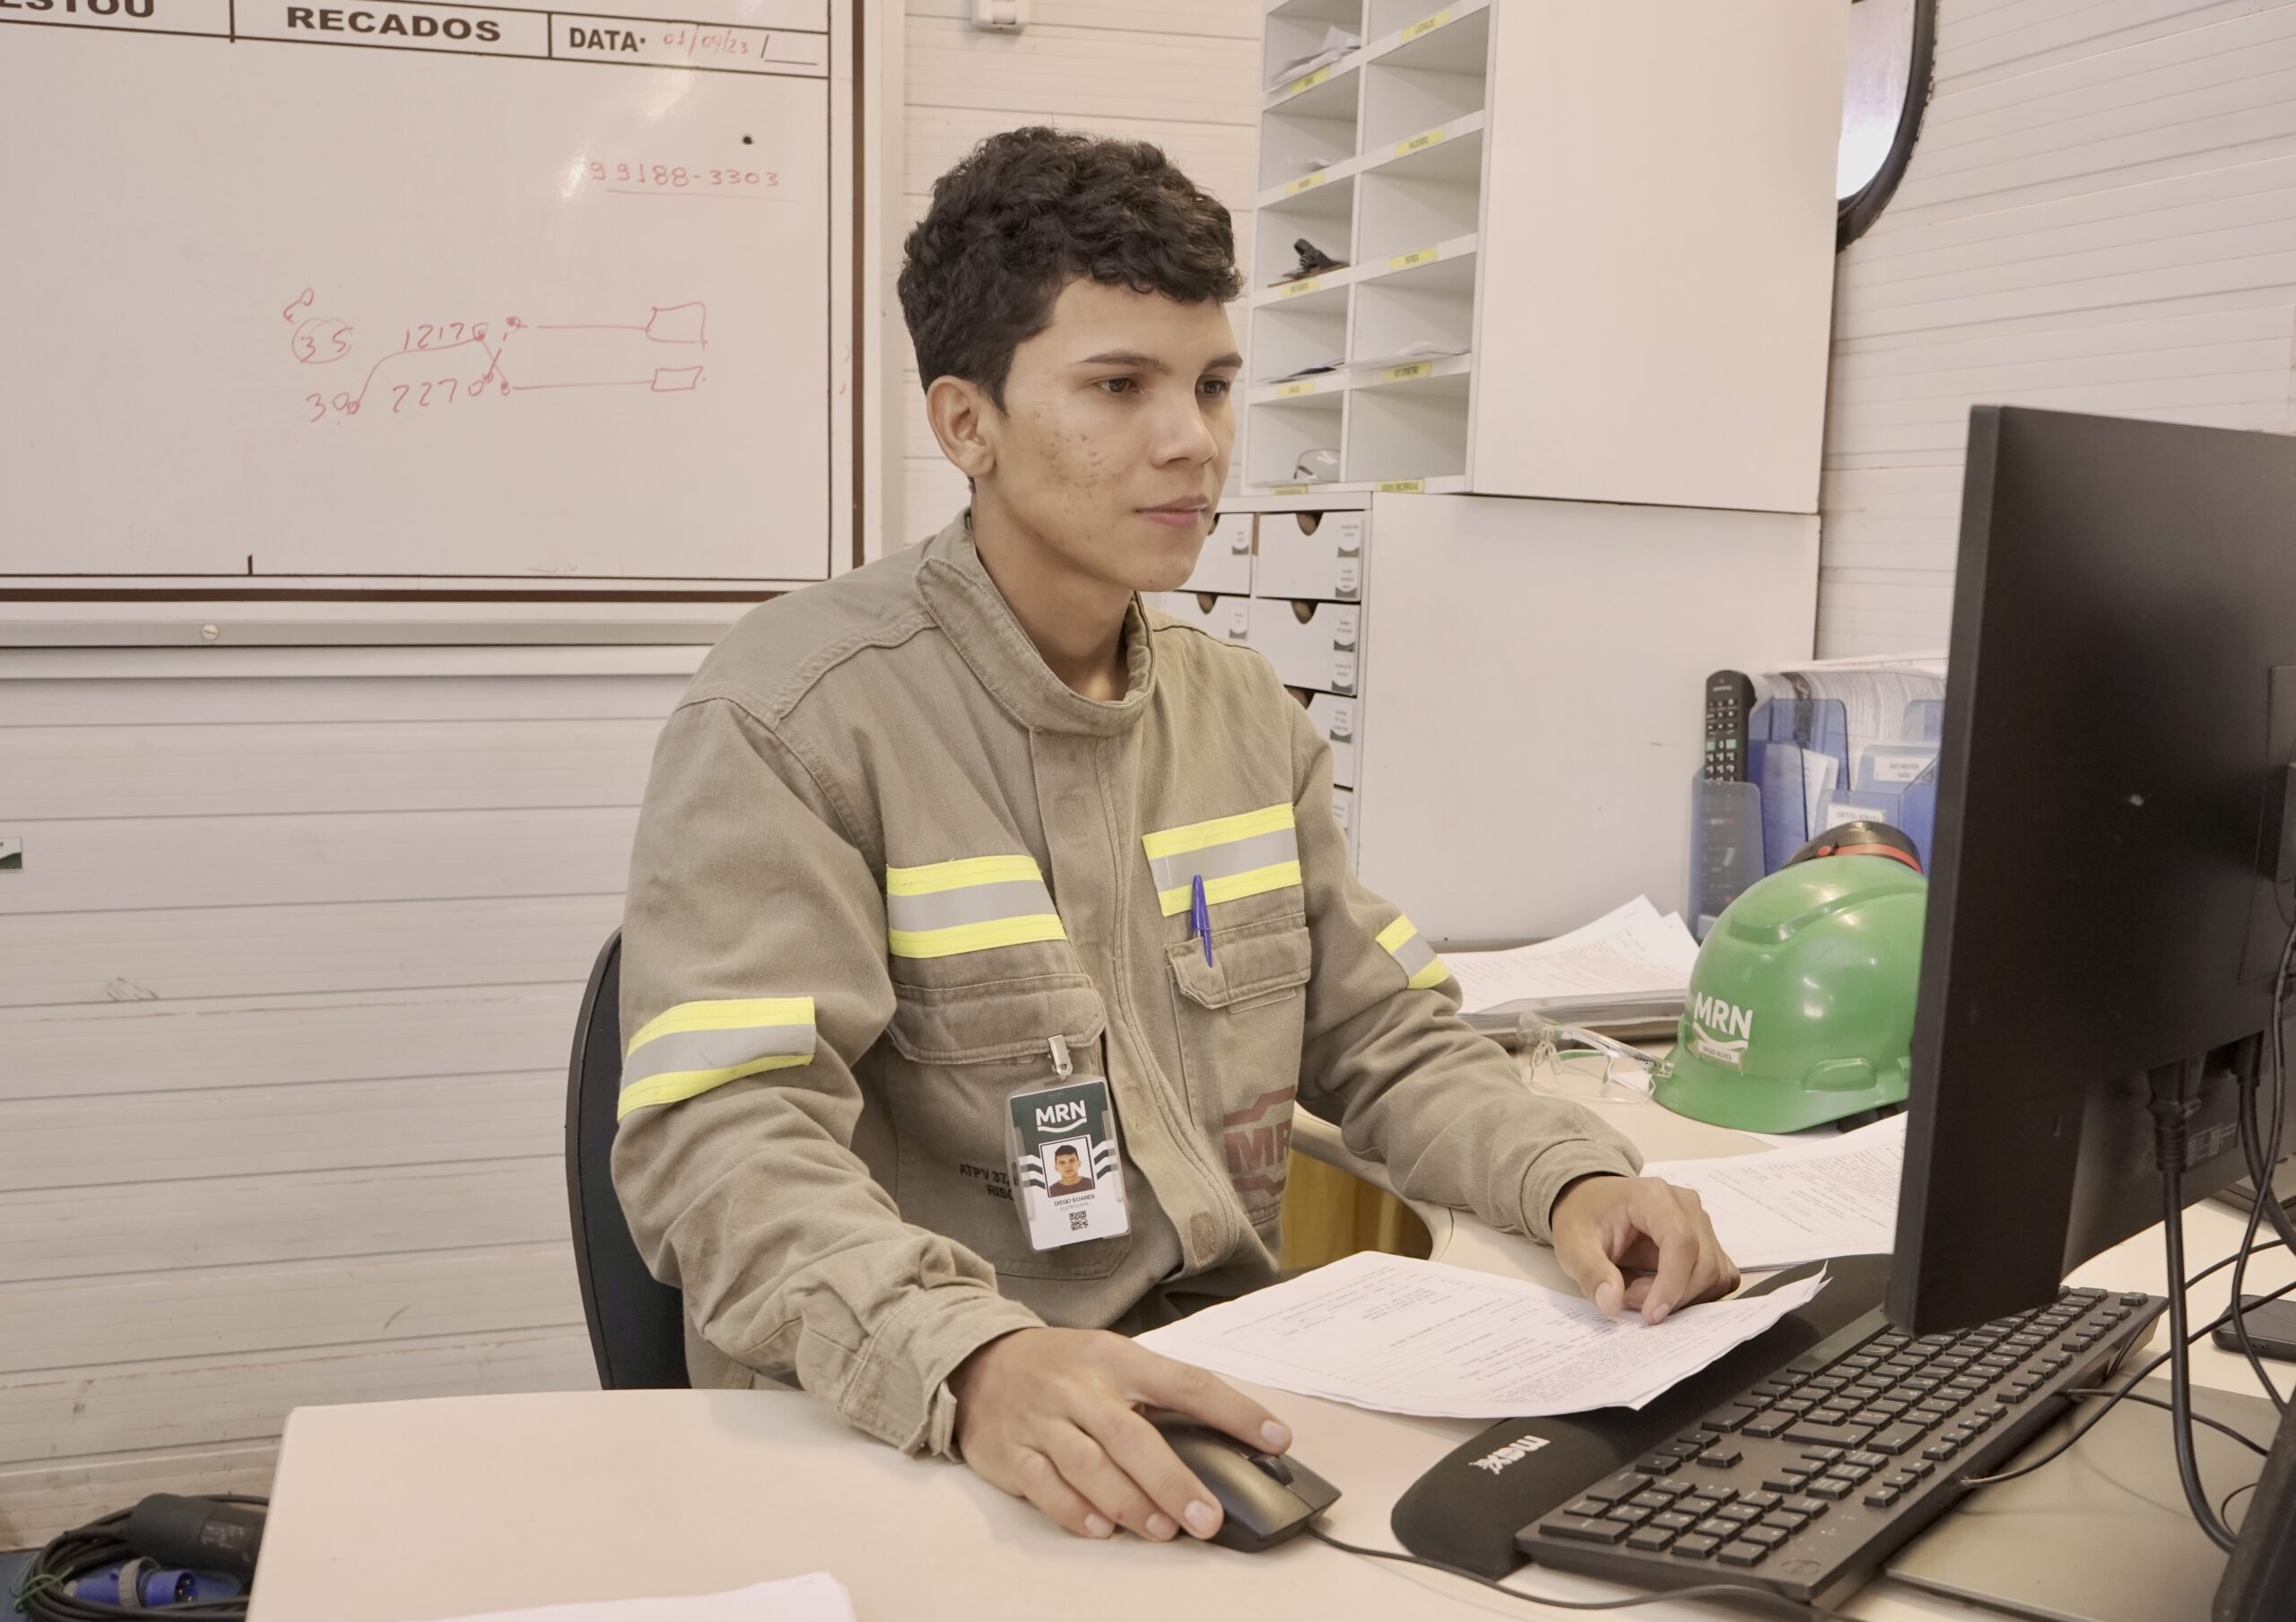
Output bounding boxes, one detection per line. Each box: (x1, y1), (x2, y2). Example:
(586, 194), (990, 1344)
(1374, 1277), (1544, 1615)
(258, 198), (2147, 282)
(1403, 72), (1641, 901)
(565, 929), (691, 1389)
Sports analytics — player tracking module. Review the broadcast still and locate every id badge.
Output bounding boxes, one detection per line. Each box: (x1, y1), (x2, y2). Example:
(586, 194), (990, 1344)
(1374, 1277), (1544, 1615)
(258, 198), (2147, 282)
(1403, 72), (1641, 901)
(1006, 1074), (1131, 1251)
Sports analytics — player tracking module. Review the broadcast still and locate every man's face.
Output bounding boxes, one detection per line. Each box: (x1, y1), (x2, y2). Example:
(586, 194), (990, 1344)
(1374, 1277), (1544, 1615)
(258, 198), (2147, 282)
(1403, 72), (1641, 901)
(1054, 1148), (1083, 1187)
(979, 279), (1239, 595)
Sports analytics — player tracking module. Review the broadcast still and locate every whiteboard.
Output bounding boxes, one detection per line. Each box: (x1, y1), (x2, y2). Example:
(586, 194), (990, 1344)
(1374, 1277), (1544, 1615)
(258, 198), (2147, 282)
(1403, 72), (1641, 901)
(0, 0), (851, 587)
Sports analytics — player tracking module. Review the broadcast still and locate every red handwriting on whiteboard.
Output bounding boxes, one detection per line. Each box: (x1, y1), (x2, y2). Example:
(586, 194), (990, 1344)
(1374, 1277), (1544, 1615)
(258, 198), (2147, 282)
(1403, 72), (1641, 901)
(654, 26), (749, 60)
(288, 292), (709, 423)
(291, 318), (355, 364)
(586, 161), (779, 194)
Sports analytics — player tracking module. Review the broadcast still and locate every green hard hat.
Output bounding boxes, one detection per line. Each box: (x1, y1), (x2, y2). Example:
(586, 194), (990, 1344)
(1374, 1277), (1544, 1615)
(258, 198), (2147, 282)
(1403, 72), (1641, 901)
(1652, 850), (1927, 1133)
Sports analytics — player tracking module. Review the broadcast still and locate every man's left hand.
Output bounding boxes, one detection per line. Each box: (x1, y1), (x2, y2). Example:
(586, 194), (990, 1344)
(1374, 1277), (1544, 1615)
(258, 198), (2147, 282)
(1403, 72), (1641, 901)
(1550, 1174), (1740, 1324)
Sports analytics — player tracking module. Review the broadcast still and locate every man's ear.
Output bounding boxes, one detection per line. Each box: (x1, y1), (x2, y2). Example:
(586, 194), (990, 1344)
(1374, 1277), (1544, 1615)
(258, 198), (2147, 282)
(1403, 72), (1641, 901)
(925, 375), (1000, 481)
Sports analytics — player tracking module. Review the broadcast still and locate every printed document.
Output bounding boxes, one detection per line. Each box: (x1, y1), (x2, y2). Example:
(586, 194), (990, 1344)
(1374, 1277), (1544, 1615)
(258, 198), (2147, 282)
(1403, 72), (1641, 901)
(1137, 1251), (1825, 1418)
(430, 1574), (855, 1622)
(1642, 1113), (1906, 1269)
(1442, 896), (1700, 1016)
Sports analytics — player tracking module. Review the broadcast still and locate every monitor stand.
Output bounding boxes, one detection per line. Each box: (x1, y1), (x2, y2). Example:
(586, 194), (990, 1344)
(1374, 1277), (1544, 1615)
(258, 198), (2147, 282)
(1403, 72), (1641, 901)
(2212, 1153), (2296, 1219)
(1881, 1380), (2271, 1622)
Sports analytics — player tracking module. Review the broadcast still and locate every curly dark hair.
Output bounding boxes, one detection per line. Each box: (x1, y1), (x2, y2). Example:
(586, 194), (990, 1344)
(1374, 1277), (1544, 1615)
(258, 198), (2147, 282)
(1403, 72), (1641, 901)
(899, 127), (1242, 409)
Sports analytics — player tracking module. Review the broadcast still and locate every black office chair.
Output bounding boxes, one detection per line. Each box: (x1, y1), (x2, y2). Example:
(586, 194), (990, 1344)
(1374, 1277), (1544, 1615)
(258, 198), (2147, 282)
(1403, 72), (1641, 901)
(565, 929), (691, 1389)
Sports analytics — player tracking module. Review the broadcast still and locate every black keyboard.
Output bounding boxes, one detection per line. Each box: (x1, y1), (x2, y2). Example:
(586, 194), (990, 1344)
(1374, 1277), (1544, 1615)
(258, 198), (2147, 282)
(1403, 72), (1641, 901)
(1516, 1286), (2165, 1605)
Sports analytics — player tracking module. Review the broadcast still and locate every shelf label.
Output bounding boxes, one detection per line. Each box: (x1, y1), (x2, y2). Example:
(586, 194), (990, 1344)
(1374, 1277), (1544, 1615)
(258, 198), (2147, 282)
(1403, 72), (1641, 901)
(1376, 479), (1426, 494)
(1228, 602), (1252, 638)
(1275, 379), (1319, 398)
(1335, 559), (1361, 597)
(1269, 484), (1311, 496)
(1285, 64), (1332, 98)
(1396, 126), (1447, 157)
(1280, 276), (1325, 299)
(1333, 650), (1359, 693)
(1328, 701), (1356, 739)
(1283, 171), (1329, 197)
(1402, 8), (1452, 44)
(1383, 362), (1434, 383)
(1389, 246), (1440, 272)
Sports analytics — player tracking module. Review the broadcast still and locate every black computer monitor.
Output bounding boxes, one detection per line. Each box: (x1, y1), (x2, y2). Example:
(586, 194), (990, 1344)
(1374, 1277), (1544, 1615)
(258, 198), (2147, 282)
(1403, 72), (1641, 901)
(1892, 405), (2296, 1332)
(1889, 406), (2296, 1607)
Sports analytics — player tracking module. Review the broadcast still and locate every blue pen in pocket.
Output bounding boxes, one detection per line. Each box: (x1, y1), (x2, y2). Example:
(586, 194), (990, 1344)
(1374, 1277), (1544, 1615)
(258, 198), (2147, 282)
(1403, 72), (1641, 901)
(1190, 873), (1214, 966)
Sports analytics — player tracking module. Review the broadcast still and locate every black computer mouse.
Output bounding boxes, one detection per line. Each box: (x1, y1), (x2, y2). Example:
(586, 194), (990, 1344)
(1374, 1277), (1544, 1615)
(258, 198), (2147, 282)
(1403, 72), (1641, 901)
(1150, 1413), (1342, 1553)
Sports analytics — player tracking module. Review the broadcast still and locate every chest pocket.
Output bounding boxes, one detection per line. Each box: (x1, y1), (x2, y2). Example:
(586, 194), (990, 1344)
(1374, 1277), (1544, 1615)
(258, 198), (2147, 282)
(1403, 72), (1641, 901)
(882, 973), (1132, 1280)
(1164, 918), (1313, 1220)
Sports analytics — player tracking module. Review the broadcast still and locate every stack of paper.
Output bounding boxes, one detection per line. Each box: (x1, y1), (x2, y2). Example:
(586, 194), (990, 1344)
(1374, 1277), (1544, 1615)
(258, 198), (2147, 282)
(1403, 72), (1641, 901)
(1137, 1251), (1826, 1419)
(1257, 355), (1345, 385)
(1350, 340), (1470, 370)
(1265, 27), (1361, 90)
(432, 1574), (856, 1622)
(1643, 1114), (1906, 1270)
(1443, 896), (1701, 1026)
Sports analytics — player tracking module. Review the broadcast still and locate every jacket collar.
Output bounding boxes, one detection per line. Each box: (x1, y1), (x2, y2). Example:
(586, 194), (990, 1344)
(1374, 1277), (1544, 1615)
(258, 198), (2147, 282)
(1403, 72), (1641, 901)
(917, 511), (1157, 737)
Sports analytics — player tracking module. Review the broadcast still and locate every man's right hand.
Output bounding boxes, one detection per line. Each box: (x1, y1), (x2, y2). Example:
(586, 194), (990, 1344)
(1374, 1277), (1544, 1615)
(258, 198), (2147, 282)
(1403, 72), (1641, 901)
(948, 1326), (1292, 1543)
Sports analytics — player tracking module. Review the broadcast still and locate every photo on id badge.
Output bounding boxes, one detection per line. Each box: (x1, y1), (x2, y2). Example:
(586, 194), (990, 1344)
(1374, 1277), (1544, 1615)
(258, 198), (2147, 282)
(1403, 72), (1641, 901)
(1010, 1077), (1129, 1250)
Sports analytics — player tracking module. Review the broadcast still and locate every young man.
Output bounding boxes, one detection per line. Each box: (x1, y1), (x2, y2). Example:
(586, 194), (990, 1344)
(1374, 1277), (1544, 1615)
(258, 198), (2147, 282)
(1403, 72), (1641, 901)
(1049, 1145), (1093, 1194)
(614, 127), (1737, 1548)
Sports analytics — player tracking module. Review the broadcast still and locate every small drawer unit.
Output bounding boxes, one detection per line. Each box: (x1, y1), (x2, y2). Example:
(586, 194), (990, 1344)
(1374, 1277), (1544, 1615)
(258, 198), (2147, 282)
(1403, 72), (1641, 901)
(1178, 510), (1257, 597)
(1168, 493), (1374, 871)
(1149, 589), (1252, 645)
(1252, 597), (1361, 695)
(1254, 509), (1366, 602)
(1301, 691), (1359, 789)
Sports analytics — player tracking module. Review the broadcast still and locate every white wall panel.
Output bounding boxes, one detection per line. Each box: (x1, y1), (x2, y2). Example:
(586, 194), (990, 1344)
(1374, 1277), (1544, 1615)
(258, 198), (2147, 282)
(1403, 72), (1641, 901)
(0, 1443), (280, 1553)
(1819, 0), (2296, 654)
(0, 653), (691, 1543)
(0, 1334), (593, 1466)
(0, 1075), (561, 1194)
(0, 1163), (566, 1283)
(12, 718), (659, 819)
(0, 894), (625, 1010)
(0, 987), (577, 1106)
(892, 1), (1262, 542)
(0, 1250), (581, 1378)
(904, 17), (1257, 125)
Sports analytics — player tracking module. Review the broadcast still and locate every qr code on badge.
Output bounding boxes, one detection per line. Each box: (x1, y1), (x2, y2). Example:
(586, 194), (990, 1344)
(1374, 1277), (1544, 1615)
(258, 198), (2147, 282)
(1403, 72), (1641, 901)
(1068, 1208), (1090, 1232)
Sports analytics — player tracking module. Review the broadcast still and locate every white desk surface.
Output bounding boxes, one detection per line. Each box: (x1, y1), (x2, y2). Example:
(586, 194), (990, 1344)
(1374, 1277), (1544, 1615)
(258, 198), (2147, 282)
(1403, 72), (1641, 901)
(249, 1091), (2294, 1622)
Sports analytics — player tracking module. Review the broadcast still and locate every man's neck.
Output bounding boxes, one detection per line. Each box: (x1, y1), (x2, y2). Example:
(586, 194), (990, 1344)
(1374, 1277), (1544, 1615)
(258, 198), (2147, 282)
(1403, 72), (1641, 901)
(970, 495), (1134, 702)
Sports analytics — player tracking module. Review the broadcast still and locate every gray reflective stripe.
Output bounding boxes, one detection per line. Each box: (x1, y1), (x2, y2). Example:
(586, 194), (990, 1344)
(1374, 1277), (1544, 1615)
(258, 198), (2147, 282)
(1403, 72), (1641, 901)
(1387, 931), (1439, 980)
(621, 1021), (815, 1089)
(1148, 825), (1300, 894)
(883, 877), (1056, 934)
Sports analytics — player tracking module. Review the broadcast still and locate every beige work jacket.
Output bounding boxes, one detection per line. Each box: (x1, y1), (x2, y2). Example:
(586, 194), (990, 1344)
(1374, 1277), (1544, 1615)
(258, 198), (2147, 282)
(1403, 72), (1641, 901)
(613, 513), (1639, 1456)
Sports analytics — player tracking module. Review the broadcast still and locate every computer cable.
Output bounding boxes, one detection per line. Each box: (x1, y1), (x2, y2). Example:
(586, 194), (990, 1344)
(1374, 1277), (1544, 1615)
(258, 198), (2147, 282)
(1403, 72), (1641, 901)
(11, 1496), (265, 1622)
(2225, 907), (2296, 1407)
(2221, 1478), (2260, 1525)
(2148, 1102), (2239, 1553)
(2229, 1092), (2287, 1414)
(1300, 1523), (1862, 1622)
(1960, 1255), (2296, 1489)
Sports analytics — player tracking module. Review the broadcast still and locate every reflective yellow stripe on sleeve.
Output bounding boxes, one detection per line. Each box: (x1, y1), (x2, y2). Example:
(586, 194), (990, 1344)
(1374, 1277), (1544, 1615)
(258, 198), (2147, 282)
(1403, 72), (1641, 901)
(1142, 804), (1304, 918)
(1377, 915), (1450, 991)
(884, 853), (1068, 960)
(618, 996), (816, 1121)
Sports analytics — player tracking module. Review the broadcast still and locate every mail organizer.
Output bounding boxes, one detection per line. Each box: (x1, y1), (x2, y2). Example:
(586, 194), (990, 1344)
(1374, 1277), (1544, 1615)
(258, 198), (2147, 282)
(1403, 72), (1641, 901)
(1689, 665), (1947, 935)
